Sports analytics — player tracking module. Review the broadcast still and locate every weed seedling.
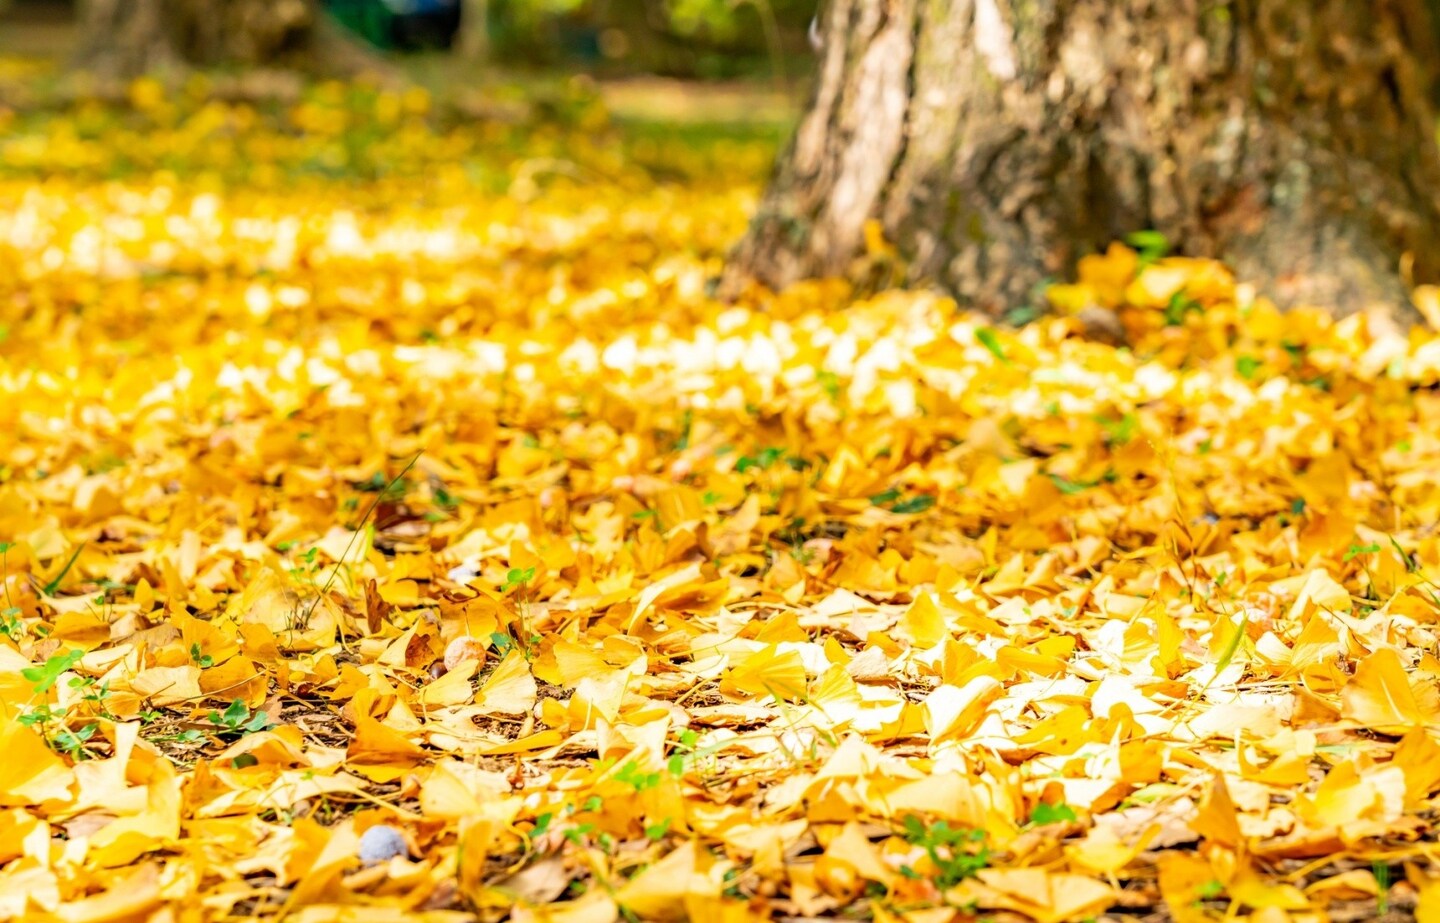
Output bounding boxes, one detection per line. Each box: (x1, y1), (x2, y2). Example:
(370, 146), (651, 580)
(899, 815), (990, 888)
(615, 760), (662, 792)
(23, 649), (85, 694)
(207, 699), (274, 739)
(1027, 802), (1078, 826)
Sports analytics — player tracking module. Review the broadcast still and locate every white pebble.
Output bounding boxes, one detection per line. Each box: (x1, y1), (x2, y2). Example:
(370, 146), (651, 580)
(446, 564), (479, 583)
(358, 824), (408, 864)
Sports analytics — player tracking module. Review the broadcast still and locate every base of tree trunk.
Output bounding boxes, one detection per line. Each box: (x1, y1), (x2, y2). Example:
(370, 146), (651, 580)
(722, 0), (1440, 327)
(71, 0), (398, 83)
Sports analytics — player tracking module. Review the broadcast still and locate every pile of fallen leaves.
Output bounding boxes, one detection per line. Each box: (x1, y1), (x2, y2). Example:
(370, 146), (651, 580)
(6, 71), (1440, 923)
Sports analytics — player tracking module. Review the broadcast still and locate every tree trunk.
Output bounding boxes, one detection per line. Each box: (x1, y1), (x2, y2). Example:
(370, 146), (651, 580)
(458, 0), (490, 62)
(72, 0), (353, 80)
(722, 0), (1440, 325)
(73, 0), (181, 77)
(1428, 0), (1440, 105)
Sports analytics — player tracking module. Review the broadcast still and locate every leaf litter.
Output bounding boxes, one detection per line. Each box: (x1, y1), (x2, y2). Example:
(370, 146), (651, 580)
(4, 71), (1440, 922)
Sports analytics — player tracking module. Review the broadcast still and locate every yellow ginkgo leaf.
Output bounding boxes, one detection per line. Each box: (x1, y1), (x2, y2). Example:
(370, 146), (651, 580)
(722, 645), (807, 702)
(476, 650), (538, 716)
(1341, 648), (1438, 733)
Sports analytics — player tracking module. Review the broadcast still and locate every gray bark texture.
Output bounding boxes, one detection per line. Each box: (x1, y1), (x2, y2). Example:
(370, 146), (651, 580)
(721, 0), (1440, 324)
(71, 0), (380, 80)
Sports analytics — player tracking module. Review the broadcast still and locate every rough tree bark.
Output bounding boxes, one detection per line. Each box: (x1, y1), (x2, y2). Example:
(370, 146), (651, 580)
(722, 0), (1440, 324)
(72, 0), (386, 81)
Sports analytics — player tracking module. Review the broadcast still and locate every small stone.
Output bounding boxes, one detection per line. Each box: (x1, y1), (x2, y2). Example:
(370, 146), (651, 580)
(446, 564), (479, 583)
(358, 824), (408, 865)
(443, 635), (488, 672)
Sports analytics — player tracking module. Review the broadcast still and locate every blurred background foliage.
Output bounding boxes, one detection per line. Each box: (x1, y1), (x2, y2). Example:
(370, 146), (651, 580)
(485, 0), (818, 78)
(0, 0), (805, 197)
(0, 0), (822, 80)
